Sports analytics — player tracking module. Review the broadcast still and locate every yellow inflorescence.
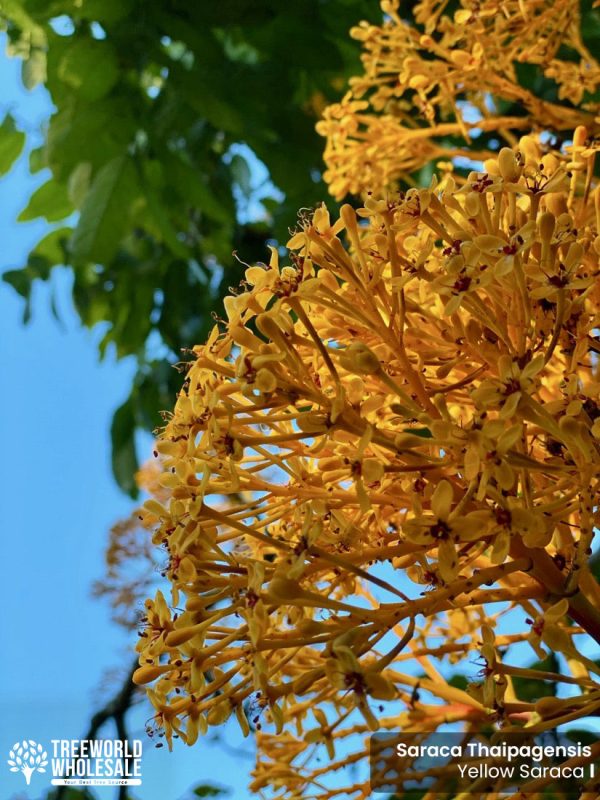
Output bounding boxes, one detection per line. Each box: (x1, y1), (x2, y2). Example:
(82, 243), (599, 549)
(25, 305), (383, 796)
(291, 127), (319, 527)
(134, 129), (600, 797)
(317, 0), (600, 200)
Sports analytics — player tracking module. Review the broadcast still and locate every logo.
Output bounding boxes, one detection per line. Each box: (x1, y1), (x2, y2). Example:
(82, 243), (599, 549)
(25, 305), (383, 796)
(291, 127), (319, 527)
(6, 738), (143, 788)
(7, 740), (48, 785)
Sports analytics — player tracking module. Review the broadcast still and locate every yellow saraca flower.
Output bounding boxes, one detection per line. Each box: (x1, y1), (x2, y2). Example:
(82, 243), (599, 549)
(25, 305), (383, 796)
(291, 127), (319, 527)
(403, 481), (487, 581)
(318, 0), (600, 199)
(133, 131), (600, 799)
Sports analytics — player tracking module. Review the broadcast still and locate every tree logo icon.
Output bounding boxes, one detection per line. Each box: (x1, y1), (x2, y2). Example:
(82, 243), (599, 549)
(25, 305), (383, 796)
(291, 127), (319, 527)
(7, 740), (48, 784)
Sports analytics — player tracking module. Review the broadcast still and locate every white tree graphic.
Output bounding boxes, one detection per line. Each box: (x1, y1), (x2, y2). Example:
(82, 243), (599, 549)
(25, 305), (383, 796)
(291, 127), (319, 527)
(7, 740), (48, 784)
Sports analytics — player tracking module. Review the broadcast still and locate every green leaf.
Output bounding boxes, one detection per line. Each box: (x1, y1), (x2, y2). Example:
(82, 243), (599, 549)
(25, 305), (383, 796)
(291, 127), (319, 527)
(110, 397), (139, 498)
(158, 260), (211, 353)
(590, 553), (600, 583)
(581, 1), (600, 55)
(45, 96), (136, 180)
(29, 146), (46, 173)
(565, 729), (599, 747)
(261, 196), (279, 215)
(73, 0), (134, 23)
(2, 228), (71, 302)
(3, 269), (32, 298)
(447, 674), (468, 690)
(22, 47), (47, 89)
(140, 161), (191, 258)
(168, 158), (232, 224)
(173, 63), (246, 135)
(403, 427), (433, 438)
(70, 155), (138, 264)
(68, 161), (92, 208)
(17, 179), (73, 222)
(230, 153), (252, 197)
(133, 362), (174, 431)
(2, 0), (43, 35)
(192, 785), (229, 798)
(0, 114), (26, 175)
(512, 653), (560, 702)
(57, 38), (119, 101)
(31, 226), (73, 264)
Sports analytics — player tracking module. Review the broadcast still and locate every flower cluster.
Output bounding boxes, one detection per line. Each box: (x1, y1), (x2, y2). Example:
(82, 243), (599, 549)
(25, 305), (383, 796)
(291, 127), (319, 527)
(317, 0), (600, 199)
(134, 130), (600, 797)
(93, 461), (163, 628)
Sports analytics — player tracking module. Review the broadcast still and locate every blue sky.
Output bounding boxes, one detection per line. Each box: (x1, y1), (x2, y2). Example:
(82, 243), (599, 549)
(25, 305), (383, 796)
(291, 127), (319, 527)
(0, 39), (254, 800)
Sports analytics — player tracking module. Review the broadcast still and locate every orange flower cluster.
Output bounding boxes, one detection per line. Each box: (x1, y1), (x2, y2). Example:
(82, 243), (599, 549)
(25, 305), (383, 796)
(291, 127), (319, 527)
(317, 0), (600, 199)
(93, 462), (163, 628)
(134, 128), (600, 797)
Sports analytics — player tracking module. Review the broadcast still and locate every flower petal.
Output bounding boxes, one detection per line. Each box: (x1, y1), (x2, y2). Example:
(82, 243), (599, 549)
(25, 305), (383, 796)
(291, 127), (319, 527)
(431, 480), (453, 520)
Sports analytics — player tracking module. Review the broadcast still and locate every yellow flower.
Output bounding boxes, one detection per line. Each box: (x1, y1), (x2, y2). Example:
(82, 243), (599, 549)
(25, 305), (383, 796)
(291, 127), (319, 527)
(134, 132), (600, 796)
(317, 0), (599, 199)
(472, 353), (545, 419)
(403, 481), (487, 581)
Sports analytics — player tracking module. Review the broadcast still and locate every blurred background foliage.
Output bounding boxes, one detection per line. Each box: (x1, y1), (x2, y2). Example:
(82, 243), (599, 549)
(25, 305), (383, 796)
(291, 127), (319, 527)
(0, 0), (377, 496)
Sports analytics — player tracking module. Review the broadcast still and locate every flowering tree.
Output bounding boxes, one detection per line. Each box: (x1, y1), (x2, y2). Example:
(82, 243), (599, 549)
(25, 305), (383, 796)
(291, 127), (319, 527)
(130, 1), (600, 798)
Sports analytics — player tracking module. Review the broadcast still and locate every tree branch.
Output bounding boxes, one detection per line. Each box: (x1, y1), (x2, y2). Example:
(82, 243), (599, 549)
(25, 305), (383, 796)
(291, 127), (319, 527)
(55, 660), (139, 800)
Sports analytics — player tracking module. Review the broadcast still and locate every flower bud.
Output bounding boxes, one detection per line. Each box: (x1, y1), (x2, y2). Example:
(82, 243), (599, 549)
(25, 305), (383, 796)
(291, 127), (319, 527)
(534, 696), (564, 719)
(207, 701), (232, 726)
(132, 664), (172, 685)
(362, 458), (384, 482)
(498, 147), (521, 182)
(165, 625), (201, 648)
(538, 212), (555, 243)
(256, 367), (277, 393)
(464, 192), (480, 217)
(268, 577), (303, 602)
(338, 343), (380, 375)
